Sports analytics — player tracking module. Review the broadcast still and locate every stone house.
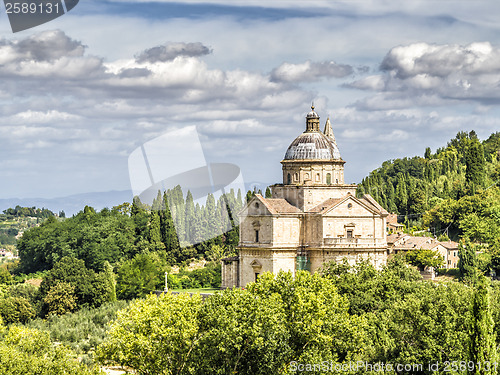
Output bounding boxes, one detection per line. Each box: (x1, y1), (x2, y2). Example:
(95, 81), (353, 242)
(387, 233), (459, 269)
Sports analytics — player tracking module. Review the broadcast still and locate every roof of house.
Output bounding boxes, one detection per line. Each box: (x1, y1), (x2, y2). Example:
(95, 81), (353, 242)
(440, 241), (459, 250)
(393, 236), (442, 250)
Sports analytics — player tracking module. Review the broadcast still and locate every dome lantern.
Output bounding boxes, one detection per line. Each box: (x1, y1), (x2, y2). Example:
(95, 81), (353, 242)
(305, 104), (320, 132)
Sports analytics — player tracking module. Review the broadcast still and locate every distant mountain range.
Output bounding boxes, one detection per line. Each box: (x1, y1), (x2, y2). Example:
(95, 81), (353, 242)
(0, 190), (133, 216)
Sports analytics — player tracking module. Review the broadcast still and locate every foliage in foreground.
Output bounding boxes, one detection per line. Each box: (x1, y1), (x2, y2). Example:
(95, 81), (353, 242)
(97, 271), (367, 375)
(25, 300), (130, 355)
(0, 326), (102, 375)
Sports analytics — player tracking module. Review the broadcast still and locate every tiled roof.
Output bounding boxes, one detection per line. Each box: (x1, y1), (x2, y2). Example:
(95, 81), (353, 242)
(440, 241), (459, 250)
(308, 198), (343, 213)
(361, 195), (389, 215)
(394, 236), (440, 250)
(387, 233), (409, 245)
(261, 197), (302, 214)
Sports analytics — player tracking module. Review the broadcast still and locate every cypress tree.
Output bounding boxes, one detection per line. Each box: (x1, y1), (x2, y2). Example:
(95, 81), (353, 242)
(185, 191), (195, 245)
(149, 211), (165, 251)
(466, 139), (485, 195)
(424, 147), (432, 159)
(265, 187), (272, 198)
(471, 276), (497, 374)
(459, 239), (478, 285)
(160, 191), (179, 257)
(206, 193), (218, 239)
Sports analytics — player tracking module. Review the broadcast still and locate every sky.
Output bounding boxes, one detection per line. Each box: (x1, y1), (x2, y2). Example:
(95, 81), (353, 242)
(1, 0), (500, 201)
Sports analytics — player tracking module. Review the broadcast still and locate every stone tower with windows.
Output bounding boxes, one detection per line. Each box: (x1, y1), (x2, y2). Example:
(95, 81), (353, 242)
(221, 105), (388, 288)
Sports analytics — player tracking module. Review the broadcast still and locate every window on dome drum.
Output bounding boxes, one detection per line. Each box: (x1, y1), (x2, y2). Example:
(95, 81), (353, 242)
(287, 173), (291, 184)
(294, 173), (299, 181)
(347, 230), (353, 238)
(255, 230), (259, 242)
(326, 173), (331, 185)
(316, 173), (320, 181)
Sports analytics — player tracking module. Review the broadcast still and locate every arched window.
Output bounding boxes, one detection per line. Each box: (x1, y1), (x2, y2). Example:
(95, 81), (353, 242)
(326, 173), (331, 185)
(287, 173), (291, 185)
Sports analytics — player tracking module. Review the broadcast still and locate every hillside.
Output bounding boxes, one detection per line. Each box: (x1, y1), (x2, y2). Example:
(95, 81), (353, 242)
(0, 207), (56, 250)
(357, 131), (500, 243)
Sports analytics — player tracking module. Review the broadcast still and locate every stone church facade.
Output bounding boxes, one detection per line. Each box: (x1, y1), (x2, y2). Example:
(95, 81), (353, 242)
(221, 106), (388, 288)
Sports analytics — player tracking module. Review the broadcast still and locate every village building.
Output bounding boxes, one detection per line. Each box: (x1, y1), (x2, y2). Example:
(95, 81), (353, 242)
(387, 233), (459, 269)
(222, 106), (389, 288)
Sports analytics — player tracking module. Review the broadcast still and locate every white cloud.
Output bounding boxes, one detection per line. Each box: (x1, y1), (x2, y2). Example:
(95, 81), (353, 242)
(349, 42), (500, 108)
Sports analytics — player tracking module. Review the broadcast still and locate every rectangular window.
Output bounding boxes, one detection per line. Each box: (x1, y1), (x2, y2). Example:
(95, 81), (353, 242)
(346, 230), (353, 238)
(255, 273), (260, 282)
(255, 230), (259, 243)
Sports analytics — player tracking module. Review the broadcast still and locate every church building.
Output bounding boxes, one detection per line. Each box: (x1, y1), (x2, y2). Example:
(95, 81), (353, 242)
(221, 106), (389, 288)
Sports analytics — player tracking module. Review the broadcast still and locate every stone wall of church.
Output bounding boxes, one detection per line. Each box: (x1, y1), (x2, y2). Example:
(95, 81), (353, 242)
(239, 215), (273, 246)
(281, 161), (345, 186)
(271, 185), (357, 211)
(239, 249), (297, 286)
(272, 217), (301, 247)
(308, 249), (387, 272)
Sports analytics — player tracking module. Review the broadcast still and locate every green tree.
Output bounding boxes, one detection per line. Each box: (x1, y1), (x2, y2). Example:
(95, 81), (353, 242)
(424, 147), (432, 159)
(0, 296), (36, 324)
(195, 288), (290, 374)
(248, 271), (367, 365)
(459, 240), (479, 285)
(466, 138), (486, 194)
(149, 211), (165, 252)
(0, 267), (13, 284)
(471, 277), (497, 374)
(0, 326), (100, 374)
(405, 248), (444, 271)
(43, 282), (77, 316)
(116, 252), (166, 299)
(40, 256), (114, 311)
(97, 293), (203, 375)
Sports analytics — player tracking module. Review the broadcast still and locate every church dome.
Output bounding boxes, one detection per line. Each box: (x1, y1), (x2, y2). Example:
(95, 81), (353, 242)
(284, 131), (341, 160)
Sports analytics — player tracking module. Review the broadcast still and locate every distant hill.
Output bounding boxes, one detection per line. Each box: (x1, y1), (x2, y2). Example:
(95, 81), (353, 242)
(0, 190), (133, 217)
(357, 131), (500, 216)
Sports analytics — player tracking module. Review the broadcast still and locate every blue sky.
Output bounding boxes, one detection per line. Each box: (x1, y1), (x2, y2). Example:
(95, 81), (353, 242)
(1, 1), (500, 200)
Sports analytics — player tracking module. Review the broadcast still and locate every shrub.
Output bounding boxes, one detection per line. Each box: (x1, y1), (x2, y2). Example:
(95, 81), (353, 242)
(43, 282), (77, 316)
(0, 296), (35, 324)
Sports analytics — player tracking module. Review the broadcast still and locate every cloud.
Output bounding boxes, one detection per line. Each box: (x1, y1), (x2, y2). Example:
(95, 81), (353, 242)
(0, 30), (85, 62)
(348, 42), (500, 107)
(135, 42), (212, 63)
(270, 60), (354, 82)
(0, 30), (104, 79)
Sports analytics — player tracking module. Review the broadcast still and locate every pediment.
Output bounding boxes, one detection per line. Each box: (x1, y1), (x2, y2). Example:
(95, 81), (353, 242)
(240, 195), (273, 217)
(320, 194), (383, 217)
(250, 259), (262, 270)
